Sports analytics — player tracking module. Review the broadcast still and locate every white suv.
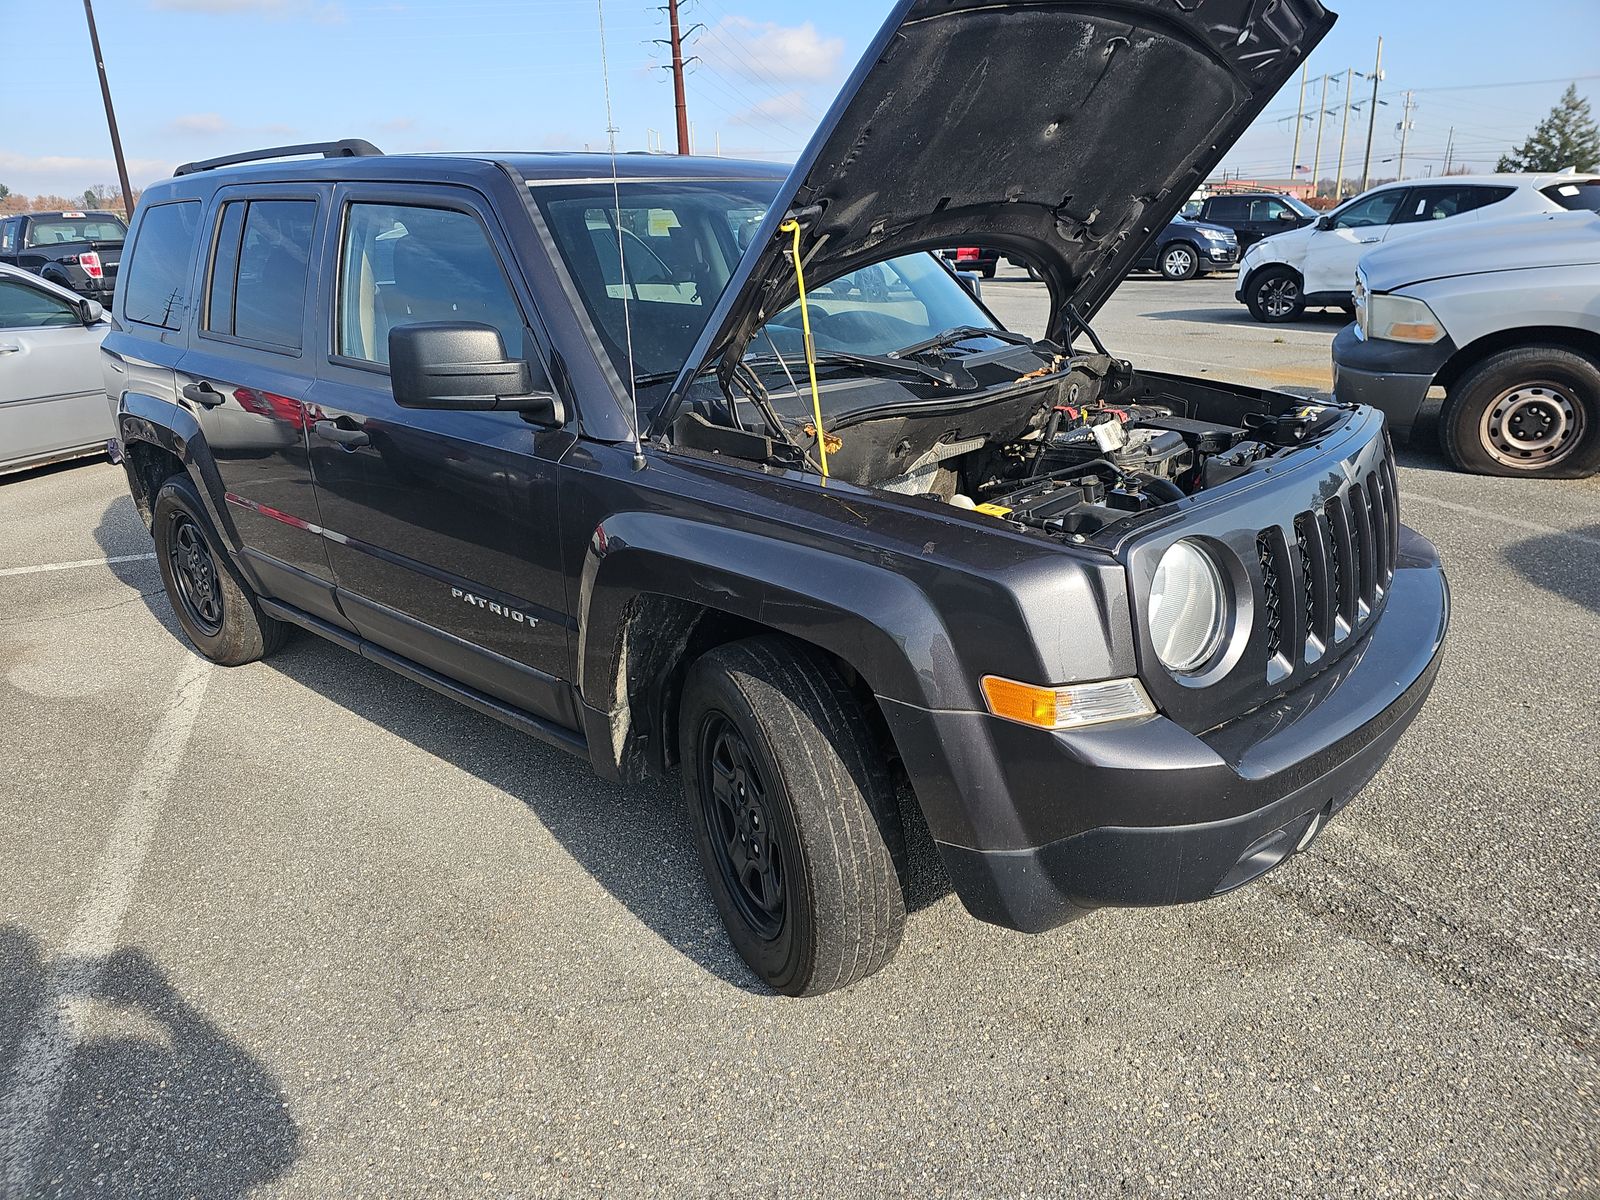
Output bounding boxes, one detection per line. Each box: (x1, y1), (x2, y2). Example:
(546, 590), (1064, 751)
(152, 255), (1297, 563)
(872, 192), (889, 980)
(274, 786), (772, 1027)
(1236, 172), (1600, 322)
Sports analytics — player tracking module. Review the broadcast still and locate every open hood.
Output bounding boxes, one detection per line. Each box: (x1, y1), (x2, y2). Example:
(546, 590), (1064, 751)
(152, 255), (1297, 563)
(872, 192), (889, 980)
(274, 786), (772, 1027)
(665, 0), (1334, 415)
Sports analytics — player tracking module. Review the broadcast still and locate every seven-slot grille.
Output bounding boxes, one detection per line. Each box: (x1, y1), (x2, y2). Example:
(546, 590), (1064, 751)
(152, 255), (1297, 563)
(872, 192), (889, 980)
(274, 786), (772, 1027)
(1257, 448), (1399, 683)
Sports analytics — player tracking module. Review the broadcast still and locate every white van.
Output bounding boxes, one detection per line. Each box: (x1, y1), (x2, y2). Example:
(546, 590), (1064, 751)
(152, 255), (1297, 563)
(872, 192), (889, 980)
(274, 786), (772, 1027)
(1236, 172), (1600, 322)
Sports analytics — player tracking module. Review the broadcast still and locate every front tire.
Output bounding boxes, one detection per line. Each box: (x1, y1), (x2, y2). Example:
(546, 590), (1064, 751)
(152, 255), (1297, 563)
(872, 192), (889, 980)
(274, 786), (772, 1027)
(680, 636), (906, 996)
(1440, 346), (1600, 478)
(153, 474), (288, 664)
(1159, 243), (1200, 281)
(1245, 266), (1305, 323)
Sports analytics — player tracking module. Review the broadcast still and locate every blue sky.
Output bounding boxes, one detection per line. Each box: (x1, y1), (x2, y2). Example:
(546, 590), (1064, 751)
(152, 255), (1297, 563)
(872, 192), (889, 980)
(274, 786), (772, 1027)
(3, 0), (1596, 198)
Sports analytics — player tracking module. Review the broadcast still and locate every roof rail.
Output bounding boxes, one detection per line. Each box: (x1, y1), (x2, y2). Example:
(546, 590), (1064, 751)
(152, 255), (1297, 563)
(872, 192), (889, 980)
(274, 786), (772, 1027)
(173, 139), (383, 177)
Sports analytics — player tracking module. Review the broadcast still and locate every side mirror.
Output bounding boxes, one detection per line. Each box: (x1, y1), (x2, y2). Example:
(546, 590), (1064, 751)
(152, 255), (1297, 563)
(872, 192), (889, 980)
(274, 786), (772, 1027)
(955, 270), (983, 300)
(79, 298), (104, 325)
(1277, 210), (1300, 222)
(1315, 215), (1336, 232)
(388, 322), (564, 425)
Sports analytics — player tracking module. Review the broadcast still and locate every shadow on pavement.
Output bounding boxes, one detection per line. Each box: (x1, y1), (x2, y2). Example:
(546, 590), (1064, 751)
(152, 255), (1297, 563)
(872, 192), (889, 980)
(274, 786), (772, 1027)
(1142, 305), (1350, 329)
(91, 504), (953, 994)
(0, 926), (300, 1199)
(1503, 523), (1600, 616)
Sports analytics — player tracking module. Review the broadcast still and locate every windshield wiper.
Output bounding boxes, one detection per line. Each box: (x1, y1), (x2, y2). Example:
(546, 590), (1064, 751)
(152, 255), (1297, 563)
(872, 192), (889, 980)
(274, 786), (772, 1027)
(746, 351), (960, 388)
(890, 325), (1031, 360)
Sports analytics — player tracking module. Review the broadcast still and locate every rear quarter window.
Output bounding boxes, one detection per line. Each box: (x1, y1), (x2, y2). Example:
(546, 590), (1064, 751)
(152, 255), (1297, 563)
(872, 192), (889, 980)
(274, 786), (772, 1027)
(1543, 181), (1600, 212)
(121, 201), (201, 331)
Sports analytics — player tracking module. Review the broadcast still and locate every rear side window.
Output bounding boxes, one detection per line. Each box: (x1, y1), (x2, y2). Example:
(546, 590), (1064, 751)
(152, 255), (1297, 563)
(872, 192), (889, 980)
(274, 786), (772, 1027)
(1207, 198), (1247, 222)
(204, 198), (316, 350)
(1544, 180), (1600, 212)
(122, 201), (200, 330)
(0, 220), (17, 254)
(336, 202), (523, 366)
(1396, 185), (1515, 224)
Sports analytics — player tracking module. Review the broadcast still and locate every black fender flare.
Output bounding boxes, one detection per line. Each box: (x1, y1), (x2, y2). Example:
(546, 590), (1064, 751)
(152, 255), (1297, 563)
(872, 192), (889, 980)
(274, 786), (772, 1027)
(576, 510), (967, 717)
(115, 392), (240, 552)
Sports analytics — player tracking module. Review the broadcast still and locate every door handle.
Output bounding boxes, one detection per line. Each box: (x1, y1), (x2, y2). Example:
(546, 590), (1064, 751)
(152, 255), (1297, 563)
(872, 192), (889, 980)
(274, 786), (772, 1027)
(1357, 237), (1382, 244)
(182, 381), (226, 407)
(312, 419), (370, 449)
(0, 344), (20, 354)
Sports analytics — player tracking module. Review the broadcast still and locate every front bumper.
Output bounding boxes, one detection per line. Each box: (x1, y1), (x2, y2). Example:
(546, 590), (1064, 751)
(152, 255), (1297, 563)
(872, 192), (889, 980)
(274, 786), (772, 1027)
(883, 528), (1448, 934)
(1201, 243), (1238, 268)
(1331, 324), (1455, 439)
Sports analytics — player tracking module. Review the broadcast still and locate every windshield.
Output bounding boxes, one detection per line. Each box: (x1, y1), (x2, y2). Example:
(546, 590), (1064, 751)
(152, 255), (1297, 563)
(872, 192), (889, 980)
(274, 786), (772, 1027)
(532, 178), (1000, 401)
(1544, 180), (1600, 212)
(24, 215), (126, 247)
(1282, 195), (1318, 218)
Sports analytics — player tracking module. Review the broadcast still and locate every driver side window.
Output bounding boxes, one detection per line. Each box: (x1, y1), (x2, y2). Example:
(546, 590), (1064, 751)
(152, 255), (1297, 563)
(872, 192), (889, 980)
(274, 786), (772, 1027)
(0, 279), (79, 329)
(1332, 190), (1407, 230)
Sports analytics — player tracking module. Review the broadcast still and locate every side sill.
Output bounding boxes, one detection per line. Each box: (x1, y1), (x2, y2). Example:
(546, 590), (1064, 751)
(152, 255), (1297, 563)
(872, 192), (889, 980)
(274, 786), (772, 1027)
(258, 597), (590, 761)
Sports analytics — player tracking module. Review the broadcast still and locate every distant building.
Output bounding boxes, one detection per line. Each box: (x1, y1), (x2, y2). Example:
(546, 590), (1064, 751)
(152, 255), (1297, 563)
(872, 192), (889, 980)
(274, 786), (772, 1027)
(1206, 176), (1318, 200)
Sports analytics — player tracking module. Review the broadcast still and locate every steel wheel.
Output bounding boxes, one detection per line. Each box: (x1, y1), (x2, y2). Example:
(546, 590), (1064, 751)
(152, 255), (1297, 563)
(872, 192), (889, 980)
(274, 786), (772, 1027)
(698, 712), (785, 940)
(166, 511), (223, 635)
(1478, 380), (1586, 469)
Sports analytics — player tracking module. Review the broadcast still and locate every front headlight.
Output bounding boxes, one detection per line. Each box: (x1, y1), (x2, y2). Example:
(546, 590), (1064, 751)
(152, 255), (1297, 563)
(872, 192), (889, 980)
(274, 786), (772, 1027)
(1199, 228), (1231, 241)
(1366, 293), (1446, 344)
(1148, 540), (1230, 673)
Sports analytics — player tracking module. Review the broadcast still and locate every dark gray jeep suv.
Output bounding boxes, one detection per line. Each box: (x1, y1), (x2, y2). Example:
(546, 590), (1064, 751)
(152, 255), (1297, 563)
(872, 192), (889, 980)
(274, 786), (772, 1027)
(102, 0), (1447, 995)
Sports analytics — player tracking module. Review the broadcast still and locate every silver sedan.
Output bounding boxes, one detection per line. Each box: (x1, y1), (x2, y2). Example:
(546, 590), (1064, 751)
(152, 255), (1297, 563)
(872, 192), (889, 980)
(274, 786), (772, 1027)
(0, 262), (113, 477)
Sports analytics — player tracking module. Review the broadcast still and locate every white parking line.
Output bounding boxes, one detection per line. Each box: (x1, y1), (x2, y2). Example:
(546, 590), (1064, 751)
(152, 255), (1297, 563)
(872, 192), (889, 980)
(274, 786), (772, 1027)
(1403, 492), (1600, 550)
(0, 553), (156, 578)
(0, 651), (213, 1196)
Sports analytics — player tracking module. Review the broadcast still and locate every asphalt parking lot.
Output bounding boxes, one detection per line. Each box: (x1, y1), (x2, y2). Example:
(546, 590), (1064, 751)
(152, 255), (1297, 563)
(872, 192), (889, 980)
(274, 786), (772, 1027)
(2, 273), (1597, 1197)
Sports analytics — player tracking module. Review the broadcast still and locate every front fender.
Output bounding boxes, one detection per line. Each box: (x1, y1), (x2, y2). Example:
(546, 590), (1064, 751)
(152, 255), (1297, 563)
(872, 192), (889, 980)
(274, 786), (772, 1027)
(577, 510), (961, 714)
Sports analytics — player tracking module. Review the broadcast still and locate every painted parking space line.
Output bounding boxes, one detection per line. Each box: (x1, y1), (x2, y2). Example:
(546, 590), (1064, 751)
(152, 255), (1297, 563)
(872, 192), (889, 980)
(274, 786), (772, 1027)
(1403, 492), (1600, 551)
(0, 553), (156, 579)
(0, 651), (213, 1196)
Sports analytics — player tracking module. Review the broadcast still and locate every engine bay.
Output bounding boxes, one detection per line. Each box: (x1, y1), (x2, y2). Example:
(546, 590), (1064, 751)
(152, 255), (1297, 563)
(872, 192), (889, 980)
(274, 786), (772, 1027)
(674, 344), (1355, 542)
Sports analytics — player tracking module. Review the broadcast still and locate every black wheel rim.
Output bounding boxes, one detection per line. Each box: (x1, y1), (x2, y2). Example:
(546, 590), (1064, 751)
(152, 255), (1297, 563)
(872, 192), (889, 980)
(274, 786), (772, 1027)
(698, 713), (785, 940)
(168, 513), (223, 635)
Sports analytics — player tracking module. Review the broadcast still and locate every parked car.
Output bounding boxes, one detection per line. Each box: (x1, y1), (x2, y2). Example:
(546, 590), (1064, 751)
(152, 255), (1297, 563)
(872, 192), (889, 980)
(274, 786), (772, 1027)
(940, 245), (1001, 277)
(104, 0), (1446, 998)
(1190, 192), (1317, 251)
(1333, 207), (1600, 478)
(1236, 172), (1600, 322)
(0, 210), (126, 301)
(1134, 217), (1238, 279)
(0, 264), (113, 476)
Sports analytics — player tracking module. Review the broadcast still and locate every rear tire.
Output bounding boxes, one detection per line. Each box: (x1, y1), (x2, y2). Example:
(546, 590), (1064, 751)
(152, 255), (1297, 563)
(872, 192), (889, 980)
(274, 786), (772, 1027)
(1440, 345), (1600, 478)
(153, 474), (288, 665)
(1246, 266), (1305, 323)
(1159, 242), (1201, 281)
(679, 636), (906, 996)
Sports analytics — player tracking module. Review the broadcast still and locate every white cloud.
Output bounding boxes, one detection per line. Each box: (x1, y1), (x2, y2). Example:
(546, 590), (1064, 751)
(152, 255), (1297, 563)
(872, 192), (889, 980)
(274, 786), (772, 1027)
(0, 152), (175, 194)
(701, 17), (844, 84)
(727, 90), (812, 128)
(166, 113), (295, 137)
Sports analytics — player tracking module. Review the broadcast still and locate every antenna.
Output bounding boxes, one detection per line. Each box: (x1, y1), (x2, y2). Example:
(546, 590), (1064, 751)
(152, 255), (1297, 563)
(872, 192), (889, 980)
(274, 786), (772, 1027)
(597, 0), (646, 471)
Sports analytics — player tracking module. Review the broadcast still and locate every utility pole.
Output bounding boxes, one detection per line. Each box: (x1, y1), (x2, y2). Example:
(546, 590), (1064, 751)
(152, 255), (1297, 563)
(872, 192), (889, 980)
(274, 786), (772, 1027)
(665, 0), (691, 155)
(1334, 68), (1355, 202)
(1289, 64), (1309, 181)
(1310, 73), (1331, 202)
(1395, 91), (1416, 179)
(81, 0), (134, 218)
(1442, 126), (1456, 176)
(1359, 36), (1384, 192)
